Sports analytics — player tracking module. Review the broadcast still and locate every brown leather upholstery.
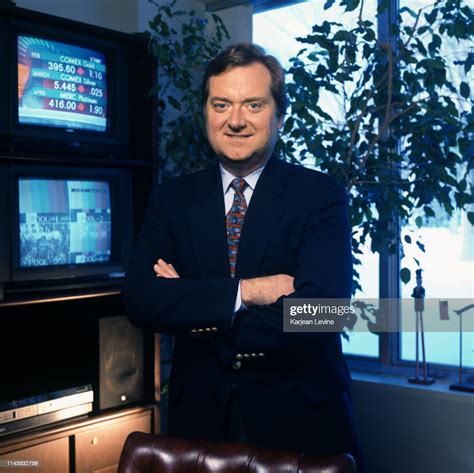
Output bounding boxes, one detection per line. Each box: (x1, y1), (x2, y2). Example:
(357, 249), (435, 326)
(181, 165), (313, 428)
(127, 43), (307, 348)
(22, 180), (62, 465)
(118, 432), (357, 473)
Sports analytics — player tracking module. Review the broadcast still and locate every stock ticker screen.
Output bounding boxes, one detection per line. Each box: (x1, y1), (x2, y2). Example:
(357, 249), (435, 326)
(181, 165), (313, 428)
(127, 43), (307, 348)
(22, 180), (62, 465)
(17, 36), (108, 132)
(18, 178), (112, 268)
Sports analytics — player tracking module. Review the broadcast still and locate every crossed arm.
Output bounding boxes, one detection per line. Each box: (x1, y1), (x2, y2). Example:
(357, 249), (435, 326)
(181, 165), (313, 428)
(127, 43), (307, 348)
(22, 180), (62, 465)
(154, 258), (294, 307)
(123, 177), (351, 353)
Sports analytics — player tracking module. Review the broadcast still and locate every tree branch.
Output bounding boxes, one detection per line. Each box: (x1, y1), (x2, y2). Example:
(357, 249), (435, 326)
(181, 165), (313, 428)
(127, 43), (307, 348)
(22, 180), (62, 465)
(402, 8), (421, 50)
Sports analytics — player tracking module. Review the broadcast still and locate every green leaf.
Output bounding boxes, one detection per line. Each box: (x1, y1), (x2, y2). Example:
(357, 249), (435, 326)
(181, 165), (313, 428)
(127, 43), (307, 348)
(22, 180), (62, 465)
(416, 241), (425, 252)
(324, 0), (336, 9)
(400, 6), (417, 18)
(333, 31), (350, 41)
(464, 52), (473, 73)
(428, 34), (441, 52)
(341, 0), (359, 12)
(363, 29), (376, 42)
(429, 58), (445, 70)
(167, 95), (181, 111)
(415, 39), (427, 55)
(400, 268), (411, 284)
(460, 82), (470, 99)
(328, 46), (339, 71)
(316, 64), (328, 76)
(424, 9), (438, 25)
(424, 206), (435, 217)
(454, 21), (466, 37)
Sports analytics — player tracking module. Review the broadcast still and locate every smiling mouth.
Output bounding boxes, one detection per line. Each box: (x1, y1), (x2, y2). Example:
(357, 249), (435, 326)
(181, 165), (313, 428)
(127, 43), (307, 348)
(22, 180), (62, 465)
(225, 134), (252, 139)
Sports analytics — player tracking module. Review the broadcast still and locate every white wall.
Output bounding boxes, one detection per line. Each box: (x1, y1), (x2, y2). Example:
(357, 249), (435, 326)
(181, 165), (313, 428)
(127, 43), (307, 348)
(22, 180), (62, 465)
(352, 377), (474, 473)
(216, 4), (253, 45)
(14, 0), (136, 32)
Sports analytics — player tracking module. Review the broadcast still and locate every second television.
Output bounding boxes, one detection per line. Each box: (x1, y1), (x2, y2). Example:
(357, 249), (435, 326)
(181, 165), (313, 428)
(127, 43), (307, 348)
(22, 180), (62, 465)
(0, 163), (133, 290)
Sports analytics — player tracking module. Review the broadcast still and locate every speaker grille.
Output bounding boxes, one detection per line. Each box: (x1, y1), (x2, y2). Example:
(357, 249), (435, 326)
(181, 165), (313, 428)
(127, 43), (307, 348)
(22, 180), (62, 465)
(99, 316), (144, 410)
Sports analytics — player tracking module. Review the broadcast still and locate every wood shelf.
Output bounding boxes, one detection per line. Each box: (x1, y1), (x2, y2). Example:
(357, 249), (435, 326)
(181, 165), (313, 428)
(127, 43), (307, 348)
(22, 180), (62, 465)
(0, 152), (153, 168)
(0, 405), (154, 452)
(0, 287), (121, 308)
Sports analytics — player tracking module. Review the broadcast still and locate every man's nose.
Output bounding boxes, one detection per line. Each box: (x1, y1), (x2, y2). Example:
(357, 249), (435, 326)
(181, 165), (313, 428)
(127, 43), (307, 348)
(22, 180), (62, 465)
(227, 106), (246, 130)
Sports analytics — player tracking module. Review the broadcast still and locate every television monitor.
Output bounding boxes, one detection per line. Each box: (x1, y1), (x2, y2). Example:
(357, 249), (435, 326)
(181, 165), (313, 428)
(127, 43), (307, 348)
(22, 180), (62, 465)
(9, 164), (133, 285)
(3, 18), (129, 157)
(18, 178), (112, 267)
(17, 35), (108, 133)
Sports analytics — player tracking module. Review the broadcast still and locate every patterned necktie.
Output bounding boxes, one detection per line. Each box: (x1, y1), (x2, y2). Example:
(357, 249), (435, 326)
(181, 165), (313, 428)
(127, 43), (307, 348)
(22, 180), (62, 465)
(226, 178), (248, 278)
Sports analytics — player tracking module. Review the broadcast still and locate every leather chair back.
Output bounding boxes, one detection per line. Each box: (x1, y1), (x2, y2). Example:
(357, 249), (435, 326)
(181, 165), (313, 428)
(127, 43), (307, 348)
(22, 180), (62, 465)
(118, 432), (356, 473)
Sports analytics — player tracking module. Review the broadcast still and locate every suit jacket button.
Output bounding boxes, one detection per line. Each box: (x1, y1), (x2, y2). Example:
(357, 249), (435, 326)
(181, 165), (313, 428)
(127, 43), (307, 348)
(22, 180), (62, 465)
(232, 361), (242, 370)
(251, 353), (257, 358)
(205, 328), (211, 332)
(258, 353), (266, 357)
(236, 354), (243, 360)
(243, 354), (250, 359)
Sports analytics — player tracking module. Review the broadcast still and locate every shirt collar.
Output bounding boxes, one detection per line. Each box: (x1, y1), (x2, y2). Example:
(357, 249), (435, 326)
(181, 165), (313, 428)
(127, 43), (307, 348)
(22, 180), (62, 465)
(219, 161), (267, 193)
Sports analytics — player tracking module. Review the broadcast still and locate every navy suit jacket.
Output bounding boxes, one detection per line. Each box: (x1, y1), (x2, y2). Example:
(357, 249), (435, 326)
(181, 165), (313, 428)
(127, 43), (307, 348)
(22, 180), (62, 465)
(123, 156), (353, 448)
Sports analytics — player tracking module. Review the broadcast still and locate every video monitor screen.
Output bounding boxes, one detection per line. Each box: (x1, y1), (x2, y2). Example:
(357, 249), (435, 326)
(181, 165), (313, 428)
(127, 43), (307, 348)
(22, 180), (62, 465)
(17, 36), (108, 132)
(18, 178), (112, 268)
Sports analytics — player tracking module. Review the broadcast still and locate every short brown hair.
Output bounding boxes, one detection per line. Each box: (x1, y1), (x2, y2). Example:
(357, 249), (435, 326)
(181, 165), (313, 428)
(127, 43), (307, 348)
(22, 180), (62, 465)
(201, 42), (287, 118)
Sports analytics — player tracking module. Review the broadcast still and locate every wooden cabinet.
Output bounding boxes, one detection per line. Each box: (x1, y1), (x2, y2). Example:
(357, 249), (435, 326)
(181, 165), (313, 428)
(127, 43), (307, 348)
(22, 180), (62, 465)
(0, 407), (153, 473)
(75, 411), (151, 473)
(0, 437), (68, 473)
(0, 283), (158, 473)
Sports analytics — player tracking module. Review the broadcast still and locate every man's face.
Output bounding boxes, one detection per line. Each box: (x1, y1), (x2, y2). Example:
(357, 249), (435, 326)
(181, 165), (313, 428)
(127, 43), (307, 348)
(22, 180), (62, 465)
(205, 62), (283, 174)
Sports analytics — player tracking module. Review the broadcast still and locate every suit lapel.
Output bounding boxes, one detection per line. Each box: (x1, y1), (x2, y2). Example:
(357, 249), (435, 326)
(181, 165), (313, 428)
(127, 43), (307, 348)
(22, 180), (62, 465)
(187, 164), (230, 278)
(235, 157), (286, 278)
(187, 157), (286, 279)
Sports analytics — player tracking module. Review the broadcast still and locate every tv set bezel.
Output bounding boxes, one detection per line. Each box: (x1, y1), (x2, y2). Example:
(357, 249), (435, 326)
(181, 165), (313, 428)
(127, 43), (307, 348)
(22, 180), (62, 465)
(9, 163), (133, 284)
(0, 17), (9, 140)
(8, 18), (129, 156)
(0, 165), (11, 287)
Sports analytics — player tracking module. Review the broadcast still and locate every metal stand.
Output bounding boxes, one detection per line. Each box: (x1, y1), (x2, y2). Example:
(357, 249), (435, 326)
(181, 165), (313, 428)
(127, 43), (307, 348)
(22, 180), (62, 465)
(449, 304), (474, 393)
(408, 269), (435, 385)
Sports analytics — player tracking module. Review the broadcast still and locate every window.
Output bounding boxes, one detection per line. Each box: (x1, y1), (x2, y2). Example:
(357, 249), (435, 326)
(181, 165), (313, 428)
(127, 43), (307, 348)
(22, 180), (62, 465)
(253, 0), (473, 369)
(253, 1), (379, 358)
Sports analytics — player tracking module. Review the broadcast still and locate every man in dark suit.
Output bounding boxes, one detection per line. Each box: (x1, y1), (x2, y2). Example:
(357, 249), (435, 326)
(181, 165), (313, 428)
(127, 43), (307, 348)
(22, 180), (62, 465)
(123, 43), (364, 471)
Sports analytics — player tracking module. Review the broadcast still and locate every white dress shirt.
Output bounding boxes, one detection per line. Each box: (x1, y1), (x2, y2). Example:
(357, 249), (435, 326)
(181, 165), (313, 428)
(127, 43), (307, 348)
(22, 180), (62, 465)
(219, 162), (267, 314)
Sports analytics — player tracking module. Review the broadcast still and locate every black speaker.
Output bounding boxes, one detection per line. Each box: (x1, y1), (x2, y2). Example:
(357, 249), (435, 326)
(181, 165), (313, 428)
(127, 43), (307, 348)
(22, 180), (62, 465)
(99, 315), (144, 410)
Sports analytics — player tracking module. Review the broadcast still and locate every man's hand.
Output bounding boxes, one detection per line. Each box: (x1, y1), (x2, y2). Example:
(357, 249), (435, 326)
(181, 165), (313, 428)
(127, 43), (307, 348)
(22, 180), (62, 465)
(154, 258), (180, 278)
(241, 274), (294, 307)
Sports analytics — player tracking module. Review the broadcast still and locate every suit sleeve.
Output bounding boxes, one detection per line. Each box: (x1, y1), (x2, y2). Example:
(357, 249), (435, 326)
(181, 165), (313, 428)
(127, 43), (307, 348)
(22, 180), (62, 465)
(122, 186), (240, 335)
(229, 183), (352, 361)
